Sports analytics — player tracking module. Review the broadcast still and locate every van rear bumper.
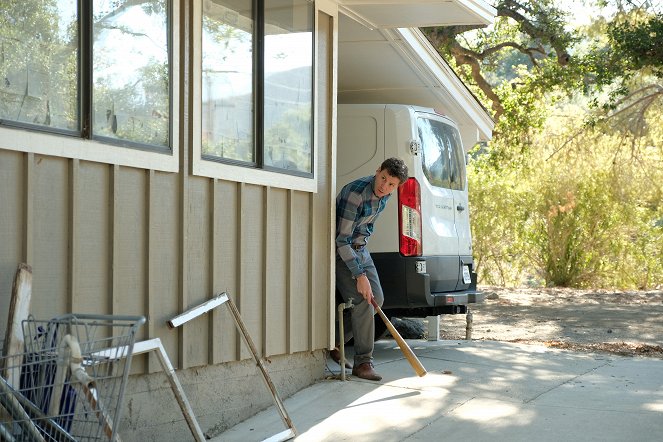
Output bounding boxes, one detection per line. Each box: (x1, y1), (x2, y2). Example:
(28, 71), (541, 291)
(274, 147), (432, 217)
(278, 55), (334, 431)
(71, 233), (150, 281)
(372, 252), (483, 313)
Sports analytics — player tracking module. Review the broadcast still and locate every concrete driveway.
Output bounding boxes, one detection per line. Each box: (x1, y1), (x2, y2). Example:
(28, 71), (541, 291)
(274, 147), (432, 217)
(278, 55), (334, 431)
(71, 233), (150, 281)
(214, 339), (663, 441)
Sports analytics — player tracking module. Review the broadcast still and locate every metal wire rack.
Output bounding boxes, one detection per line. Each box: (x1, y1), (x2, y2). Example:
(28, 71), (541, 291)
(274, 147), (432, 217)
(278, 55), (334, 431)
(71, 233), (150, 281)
(0, 313), (145, 441)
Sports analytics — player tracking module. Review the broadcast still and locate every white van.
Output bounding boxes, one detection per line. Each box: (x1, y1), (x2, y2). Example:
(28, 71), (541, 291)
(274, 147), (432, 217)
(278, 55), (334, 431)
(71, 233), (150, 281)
(337, 104), (483, 321)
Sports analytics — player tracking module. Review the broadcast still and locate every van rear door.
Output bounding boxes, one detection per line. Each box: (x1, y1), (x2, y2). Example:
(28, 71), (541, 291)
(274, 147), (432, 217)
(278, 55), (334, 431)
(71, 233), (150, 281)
(415, 112), (471, 290)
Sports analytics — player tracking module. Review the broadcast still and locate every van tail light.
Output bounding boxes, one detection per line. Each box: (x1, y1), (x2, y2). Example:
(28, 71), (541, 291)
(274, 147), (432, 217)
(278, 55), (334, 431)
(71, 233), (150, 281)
(398, 177), (422, 256)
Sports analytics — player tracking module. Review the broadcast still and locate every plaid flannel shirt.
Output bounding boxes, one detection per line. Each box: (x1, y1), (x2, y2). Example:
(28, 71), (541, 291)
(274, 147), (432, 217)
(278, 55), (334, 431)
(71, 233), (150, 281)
(335, 175), (391, 277)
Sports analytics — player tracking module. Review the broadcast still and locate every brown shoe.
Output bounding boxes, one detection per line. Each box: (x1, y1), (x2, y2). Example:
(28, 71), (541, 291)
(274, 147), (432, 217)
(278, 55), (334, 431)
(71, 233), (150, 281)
(330, 348), (353, 369)
(352, 362), (382, 381)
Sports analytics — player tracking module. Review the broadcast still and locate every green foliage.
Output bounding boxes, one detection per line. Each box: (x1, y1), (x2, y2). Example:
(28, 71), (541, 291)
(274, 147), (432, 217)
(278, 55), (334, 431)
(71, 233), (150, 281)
(529, 170), (623, 287)
(427, 2), (661, 159)
(467, 146), (536, 285)
(442, 2), (663, 289)
(607, 11), (663, 77)
(469, 100), (663, 289)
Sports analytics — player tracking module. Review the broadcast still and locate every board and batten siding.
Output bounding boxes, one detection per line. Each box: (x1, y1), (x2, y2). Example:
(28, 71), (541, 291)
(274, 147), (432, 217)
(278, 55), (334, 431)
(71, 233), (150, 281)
(0, 3), (335, 371)
(0, 145), (333, 372)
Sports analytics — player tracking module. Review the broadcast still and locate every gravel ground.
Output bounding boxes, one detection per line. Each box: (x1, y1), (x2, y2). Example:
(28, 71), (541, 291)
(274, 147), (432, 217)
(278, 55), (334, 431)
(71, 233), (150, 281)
(436, 286), (663, 357)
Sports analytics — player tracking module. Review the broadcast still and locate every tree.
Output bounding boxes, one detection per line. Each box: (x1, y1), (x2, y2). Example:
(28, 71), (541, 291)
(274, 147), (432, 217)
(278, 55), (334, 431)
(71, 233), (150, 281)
(422, 1), (662, 152)
(424, 0), (574, 120)
(425, 1), (663, 289)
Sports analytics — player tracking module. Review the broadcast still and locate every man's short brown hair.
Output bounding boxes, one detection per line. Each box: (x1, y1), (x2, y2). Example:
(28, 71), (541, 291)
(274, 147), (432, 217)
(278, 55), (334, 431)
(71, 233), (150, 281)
(380, 157), (408, 184)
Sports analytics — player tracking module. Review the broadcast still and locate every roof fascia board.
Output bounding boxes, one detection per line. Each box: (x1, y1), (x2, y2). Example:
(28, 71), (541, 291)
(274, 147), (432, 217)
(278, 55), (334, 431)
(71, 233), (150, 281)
(336, 0), (496, 29)
(337, 4), (378, 30)
(455, 0), (496, 26)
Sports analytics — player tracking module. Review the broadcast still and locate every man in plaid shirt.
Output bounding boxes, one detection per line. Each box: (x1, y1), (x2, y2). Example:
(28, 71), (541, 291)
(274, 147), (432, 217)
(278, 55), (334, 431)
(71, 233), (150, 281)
(333, 157), (409, 381)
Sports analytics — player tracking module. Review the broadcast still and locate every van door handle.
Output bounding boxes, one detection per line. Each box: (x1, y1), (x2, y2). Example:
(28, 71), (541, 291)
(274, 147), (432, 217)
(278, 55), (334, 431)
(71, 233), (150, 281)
(456, 204), (465, 212)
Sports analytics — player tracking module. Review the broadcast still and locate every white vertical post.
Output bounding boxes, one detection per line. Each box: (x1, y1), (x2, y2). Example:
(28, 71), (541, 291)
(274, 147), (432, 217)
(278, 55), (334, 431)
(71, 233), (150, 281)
(426, 315), (440, 341)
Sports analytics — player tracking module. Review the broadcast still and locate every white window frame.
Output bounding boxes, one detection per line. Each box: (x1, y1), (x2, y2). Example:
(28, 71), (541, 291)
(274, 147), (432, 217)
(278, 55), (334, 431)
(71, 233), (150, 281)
(0, 2), (180, 173)
(191, 1), (318, 192)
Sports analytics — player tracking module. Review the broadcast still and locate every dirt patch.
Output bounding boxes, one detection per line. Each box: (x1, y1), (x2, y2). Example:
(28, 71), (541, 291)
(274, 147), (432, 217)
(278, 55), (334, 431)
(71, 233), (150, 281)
(437, 286), (663, 357)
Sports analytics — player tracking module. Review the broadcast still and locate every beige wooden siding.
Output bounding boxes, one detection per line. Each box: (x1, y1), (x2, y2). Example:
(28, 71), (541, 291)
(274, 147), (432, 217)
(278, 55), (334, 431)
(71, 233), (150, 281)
(211, 179), (240, 364)
(265, 187), (289, 357)
(289, 192), (312, 353)
(74, 161), (111, 314)
(183, 175), (212, 368)
(0, 4), (335, 372)
(0, 151), (26, 323)
(237, 183), (266, 361)
(112, 165), (150, 373)
(146, 170), (182, 371)
(33, 156), (69, 316)
(1, 153), (332, 372)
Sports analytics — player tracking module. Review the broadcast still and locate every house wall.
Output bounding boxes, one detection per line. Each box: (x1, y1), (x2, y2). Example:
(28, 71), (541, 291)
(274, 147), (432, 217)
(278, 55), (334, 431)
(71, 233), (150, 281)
(0, 1), (338, 439)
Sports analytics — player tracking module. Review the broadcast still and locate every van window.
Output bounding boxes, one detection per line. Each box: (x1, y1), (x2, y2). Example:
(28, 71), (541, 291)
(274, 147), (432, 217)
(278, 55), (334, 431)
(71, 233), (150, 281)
(417, 117), (465, 191)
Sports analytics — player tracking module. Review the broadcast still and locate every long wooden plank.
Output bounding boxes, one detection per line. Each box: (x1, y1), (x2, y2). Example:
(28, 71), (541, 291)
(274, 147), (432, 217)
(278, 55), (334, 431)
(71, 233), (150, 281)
(1, 263), (33, 388)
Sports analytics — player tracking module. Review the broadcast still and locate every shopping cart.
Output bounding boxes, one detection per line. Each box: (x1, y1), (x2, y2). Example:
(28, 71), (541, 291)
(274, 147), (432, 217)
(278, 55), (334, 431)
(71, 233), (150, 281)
(1, 313), (145, 442)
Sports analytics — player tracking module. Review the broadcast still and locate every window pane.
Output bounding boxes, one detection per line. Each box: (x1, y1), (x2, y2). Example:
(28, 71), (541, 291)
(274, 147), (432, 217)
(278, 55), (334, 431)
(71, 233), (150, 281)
(202, 0), (254, 163)
(93, 0), (169, 148)
(419, 118), (451, 189)
(263, 0), (313, 173)
(448, 127), (466, 190)
(0, 1), (78, 131)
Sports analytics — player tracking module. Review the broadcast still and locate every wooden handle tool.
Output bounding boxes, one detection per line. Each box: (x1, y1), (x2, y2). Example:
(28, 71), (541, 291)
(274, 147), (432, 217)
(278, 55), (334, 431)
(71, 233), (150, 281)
(371, 298), (427, 377)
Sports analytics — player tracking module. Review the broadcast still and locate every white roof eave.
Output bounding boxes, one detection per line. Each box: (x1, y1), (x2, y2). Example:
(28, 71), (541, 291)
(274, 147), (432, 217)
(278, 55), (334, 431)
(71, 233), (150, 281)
(337, 0), (496, 29)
